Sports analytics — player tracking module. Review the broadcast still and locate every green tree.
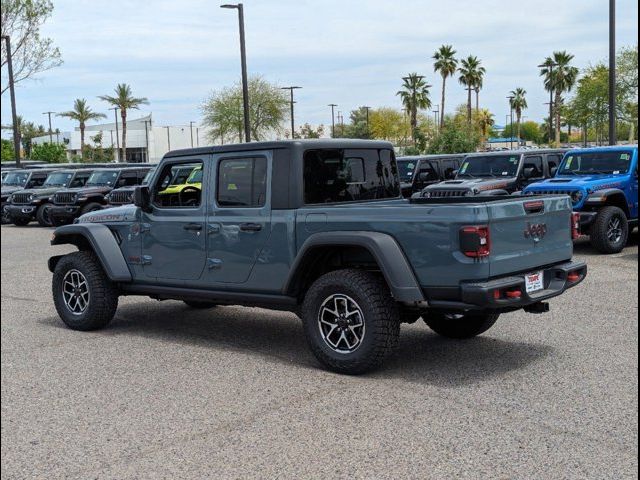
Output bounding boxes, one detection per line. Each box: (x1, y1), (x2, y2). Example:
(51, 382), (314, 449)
(369, 107), (411, 145)
(509, 88), (528, 144)
(99, 84), (149, 161)
(427, 121), (481, 154)
(0, 0), (62, 95)
(29, 142), (66, 162)
(617, 45), (638, 142)
(458, 56), (482, 123)
(296, 123), (325, 139)
(540, 51), (579, 145)
(396, 73), (432, 144)
(502, 121), (541, 143)
(19, 119), (45, 157)
(81, 131), (115, 162)
(476, 108), (494, 140)
(1, 138), (14, 161)
(202, 75), (288, 143)
(432, 45), (458, 127)
(57, 99), (107, 158)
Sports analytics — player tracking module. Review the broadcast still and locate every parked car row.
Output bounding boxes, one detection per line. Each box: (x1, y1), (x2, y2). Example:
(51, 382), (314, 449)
(402, 146), (638, 254)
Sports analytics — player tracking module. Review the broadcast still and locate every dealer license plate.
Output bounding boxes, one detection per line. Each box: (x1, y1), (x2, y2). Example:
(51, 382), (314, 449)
(525, 271), (544, 293)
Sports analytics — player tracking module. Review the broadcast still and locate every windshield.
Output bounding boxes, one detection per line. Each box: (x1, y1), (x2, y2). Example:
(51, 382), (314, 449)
(458, 155), (520, 177)
(187, 168), (202, 184)
(396, 160), (417, 183)
(86, 170), (119, 186)
(44, 172), (74, 187)
(559, 151), (633, 175)
(2, 171), (29, 186)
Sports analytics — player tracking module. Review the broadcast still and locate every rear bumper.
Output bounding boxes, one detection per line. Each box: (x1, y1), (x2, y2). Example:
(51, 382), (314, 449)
(5, 204), (37, 220)
(49, 205), (81, 225)
(425, 260), (587, 312)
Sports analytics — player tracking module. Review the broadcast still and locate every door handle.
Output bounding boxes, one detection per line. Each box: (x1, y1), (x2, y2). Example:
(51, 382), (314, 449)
(183, 223), (203, 231)
(239, 222), (262, 232)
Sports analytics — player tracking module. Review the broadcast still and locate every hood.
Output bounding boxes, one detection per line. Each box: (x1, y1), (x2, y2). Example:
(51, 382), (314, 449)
(525, 174), (628, 192)
(425, 177), (516, 193)
(55, 185), (112, 196)
(14, 186), (64, 197)
(2, 185), (27, 197)
(77, 204), (138, 224)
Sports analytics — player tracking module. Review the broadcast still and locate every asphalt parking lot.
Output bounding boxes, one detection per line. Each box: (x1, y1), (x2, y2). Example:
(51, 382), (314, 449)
(1, 225), (638, 479)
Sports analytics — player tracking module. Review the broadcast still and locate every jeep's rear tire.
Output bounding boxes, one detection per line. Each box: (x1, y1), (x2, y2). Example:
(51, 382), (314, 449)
(52, 251), (119, 331)
(81, 202), (103, 215)
(183, 300), (217, 309)
(11, 217), (30, 226)
(590, 206), (628, 254)
(1, 206), (10, 225)
(301, 269), (400, 375)
(36, 203), (53, 227)
(424, 312), (499, 339)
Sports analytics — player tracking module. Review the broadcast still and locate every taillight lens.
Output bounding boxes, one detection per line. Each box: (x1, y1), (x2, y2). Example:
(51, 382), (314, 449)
(460, 226), (491, 258)
(571, 212), (580, 240)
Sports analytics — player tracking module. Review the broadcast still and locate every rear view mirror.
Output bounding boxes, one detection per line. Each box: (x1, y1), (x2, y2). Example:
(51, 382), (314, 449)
(133, 186), (152, 212)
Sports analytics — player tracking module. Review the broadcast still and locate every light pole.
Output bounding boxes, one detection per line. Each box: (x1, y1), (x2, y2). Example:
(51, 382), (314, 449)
(164, 126), (171, 151)
(221, 3), (251, 143)
(1, 35), (21, 166)
(507, 95), (515, 149)
(538, 61), (558, 145)
(189, 121), (196, 147)
(608, 0), (617, 145)
(432, 105), (439, 135)
(110, 107), (120, 161)
(143, 120), (151, 162)
(43, 111), (55, 143)
(328, 104), (337, 138)
(281, 86), (302, 138)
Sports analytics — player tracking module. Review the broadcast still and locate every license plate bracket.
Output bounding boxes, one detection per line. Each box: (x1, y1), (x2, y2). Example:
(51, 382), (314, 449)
(525, 271), (544, 293)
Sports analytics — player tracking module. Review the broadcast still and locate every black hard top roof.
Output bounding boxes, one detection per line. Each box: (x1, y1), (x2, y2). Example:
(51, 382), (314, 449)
(397, 153), (468, 161)
(164, 139), (395, 159)
(466, 148), (567, 157)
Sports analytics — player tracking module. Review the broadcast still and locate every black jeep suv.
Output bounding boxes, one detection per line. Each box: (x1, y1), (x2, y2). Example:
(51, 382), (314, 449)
(105, 167), (156, 207)
(1, 169), (57, 225)
(397, 154), (466, 197)
(6, 168), (95, 226)
(48, 166), (152, 226)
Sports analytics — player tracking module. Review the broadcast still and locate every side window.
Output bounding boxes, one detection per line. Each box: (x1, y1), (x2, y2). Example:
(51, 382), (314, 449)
(70, 173), (90, 188)
(442, 160), (458, 179)
(523, 156), (543, 179)
(217, 157), (267, 208)
(152, 161), (203, 208)
(118, 172), (138, 187)
(28, 176), (46, 188)
(137, 170), (149, 182)
(547, 154), (562, 175)
(416, 162), (439, 182)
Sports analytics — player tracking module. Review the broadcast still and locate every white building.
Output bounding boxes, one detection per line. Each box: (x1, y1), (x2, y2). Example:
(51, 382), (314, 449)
(32, 115), (212, 163)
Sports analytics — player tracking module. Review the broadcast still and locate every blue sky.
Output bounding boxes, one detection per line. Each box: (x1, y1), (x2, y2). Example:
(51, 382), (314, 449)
(1, 0), (638, 136)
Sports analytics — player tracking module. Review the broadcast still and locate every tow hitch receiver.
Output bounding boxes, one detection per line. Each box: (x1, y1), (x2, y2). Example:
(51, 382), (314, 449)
(524, 302), (550, 314)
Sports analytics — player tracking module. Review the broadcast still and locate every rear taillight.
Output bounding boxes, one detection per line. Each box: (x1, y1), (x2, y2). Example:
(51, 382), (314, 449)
(460, 226), (491, 258)
(571, 212), (580, 240)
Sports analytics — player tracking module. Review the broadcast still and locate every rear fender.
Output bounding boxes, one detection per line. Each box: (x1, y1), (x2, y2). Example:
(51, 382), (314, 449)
(49, 223), (131, 282)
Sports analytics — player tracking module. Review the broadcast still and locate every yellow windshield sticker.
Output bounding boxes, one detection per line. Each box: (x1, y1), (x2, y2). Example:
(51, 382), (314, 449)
(227, 183), (237, 190)
(565, 156), (573, 167)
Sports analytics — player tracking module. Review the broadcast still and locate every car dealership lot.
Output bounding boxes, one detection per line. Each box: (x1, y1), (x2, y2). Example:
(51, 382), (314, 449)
(1, 226), (637, 479)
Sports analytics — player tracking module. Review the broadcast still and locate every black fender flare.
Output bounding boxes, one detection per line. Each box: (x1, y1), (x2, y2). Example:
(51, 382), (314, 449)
(48, 223), (132, 282)
(585, 188), (630, 215)
(283, 231), (425, 303)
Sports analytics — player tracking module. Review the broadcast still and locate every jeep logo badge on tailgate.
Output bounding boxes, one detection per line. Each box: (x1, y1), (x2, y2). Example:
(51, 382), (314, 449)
(524, 222), (547, 241)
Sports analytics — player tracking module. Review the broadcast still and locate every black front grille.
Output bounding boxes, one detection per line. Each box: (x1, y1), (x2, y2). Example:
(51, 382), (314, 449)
(530, 189), (580, 205)
(11, 193), (32, 204)
(53, 192), (76, 205)
(429, 190), (467, 198)
(109, 190), (134, 205)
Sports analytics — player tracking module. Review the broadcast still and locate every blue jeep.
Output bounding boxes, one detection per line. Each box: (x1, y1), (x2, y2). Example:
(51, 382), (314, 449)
(523, 146), (638, 254)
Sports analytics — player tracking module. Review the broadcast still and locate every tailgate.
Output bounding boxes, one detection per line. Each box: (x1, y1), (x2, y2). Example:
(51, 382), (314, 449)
(488, 196), (573, 278)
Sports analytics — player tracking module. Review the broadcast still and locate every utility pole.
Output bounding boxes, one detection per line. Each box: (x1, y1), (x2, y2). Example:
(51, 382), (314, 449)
(143, 120), (151, 162)
(328, 104), (337, 138)
(507, 95), (515, 149)
(43, 111), (55, 143)
(164, 126), (171, 151)
(189, 121), (196, 147)
(281, 86), (302, 139)
(221, 3), (251, 142)
(608, 0), (617, 145)
(363, 106), (371, 138)
(432, 105), (439, 135)
(1, 35), (21, 166)
(110, 107), (120, 161)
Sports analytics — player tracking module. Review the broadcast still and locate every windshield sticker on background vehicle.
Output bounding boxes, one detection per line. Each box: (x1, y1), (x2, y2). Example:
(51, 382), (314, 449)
(460, 163), (468, 173)
(620, 153), (630, 161)
(502, 172), (509, 175)
(510, 157), (518, 163)
(566, 157), (574, 167)
(613, 171), (620, 175)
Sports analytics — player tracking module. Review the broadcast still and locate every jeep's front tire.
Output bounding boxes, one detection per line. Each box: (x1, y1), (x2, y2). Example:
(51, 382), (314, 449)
(590, 206), (628, 254)
(301, 269), (400, 375)
(36, 203), (53, 227)
(424, 312), (499, 339)
(52, 251), (119, 331)
(81, 202), (103, 215)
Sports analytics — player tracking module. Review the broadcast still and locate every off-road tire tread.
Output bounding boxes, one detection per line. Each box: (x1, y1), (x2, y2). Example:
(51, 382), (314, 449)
(81, 202), (103, 216)
(302, 269), (400, 374)
(590, 206), (628, 254)
(52, 251), (118, 331)
(36, 203), (52, 227)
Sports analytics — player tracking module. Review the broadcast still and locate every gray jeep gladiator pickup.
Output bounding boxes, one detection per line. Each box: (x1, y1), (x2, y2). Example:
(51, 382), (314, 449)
(48, 140), (586, 374)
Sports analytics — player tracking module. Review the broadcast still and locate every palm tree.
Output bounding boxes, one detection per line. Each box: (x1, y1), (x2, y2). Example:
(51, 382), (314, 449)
(57, 99), (107, 158)
(509, 88), (528, 145)
(458, 56), (481, 123)
(476, 109), (495, 139)
(432, 45), (458, 128)
(99, 84), (149, 161)
(540, 51), (578, 145)
(396, 73), (432, 144)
